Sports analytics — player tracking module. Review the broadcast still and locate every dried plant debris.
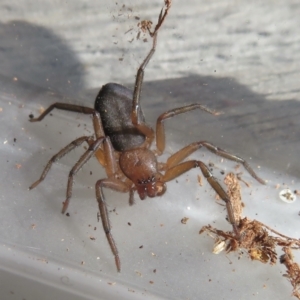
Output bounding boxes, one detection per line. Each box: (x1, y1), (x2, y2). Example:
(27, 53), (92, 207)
(223, 172), (243, 221)
(200, 172), (300, 299)
(181, 217), (189, 224)
(280, 247), (300, 299)
(137, 0), (172, 38)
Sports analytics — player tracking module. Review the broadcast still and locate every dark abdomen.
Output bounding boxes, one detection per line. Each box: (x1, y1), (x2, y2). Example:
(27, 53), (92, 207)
(95, 83), (146, 151)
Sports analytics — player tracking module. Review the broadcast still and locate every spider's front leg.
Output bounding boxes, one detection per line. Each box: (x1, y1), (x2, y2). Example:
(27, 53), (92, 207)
(162, 160), (240, 237)
(130, 2), (172, 148)
(130, 31), (157, 148)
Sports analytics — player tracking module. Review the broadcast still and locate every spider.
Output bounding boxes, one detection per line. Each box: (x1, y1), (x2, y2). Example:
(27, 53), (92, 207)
(29, 1), (265, 272)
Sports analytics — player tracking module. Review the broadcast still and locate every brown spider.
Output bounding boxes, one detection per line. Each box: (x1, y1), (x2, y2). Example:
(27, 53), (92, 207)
(29, 1), (265, 272)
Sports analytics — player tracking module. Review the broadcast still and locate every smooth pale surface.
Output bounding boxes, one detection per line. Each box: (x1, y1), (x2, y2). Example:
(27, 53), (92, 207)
(0, 1), (300, 300)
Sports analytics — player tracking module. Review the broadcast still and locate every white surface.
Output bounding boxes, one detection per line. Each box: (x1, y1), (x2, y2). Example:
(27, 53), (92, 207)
(1, 1), (300, 300)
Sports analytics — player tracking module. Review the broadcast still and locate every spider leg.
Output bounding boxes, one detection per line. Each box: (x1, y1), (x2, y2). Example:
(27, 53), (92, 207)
(29, 135), (94, 190)
(95, 178), (132, 272)
(30, 106), (109, 189)
(30, 107), (116, 213)
(29, 103), (94, 122)
(62, 136), (105, 213)
(148, 0), (172, 37)
(155, 104), (218, 154)
(131, 3), (170, 148)
(62, 130), (121, 213)
(29, 103), (110, 167)
(154, 104), (264, 184)
(165, 141), (265, 184)
(131, 33), (157, 147)
(162, 160), (240, 237)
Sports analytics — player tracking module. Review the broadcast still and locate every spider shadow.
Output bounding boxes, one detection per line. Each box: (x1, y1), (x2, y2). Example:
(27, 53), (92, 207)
(0, 20), (85, 99)
(137, 75), (300, 179)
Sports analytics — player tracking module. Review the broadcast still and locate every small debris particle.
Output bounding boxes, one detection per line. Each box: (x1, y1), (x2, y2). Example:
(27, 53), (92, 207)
(135, 271), (142, 277)
(153, 269), (156, 273)
(13, 138), (16, 143)
(149, 281), (154, 284)
(138, 20), (152, 33)
(29, 114), (34, 119)
(128, 222), (131, 226)
(66, 213), (70, 217)
(90, 236), (96, 241)
(90, 171), (92, 175)
(15, 163), (22, 169)
(279, 189), (296, 203)
(124, 28), (133, 34)
(94, 227), (97, 230)
(234, 164), (240, 171)
(294, 190), (300, 196)
(107, 282), (116, 286)
(39, 107), (45, 114)
(181, 217), (189, 224)
(197, 174), (203, 186)
(31, 224), (36, 229)
(81, 261), (85, 265)
(212, 240), (226, 254)
(139, 245), (143, 249)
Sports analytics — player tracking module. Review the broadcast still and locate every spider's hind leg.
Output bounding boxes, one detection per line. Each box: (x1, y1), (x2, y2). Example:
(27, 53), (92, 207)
(62, 136), (106, 213)
(29, 135), (94, 190)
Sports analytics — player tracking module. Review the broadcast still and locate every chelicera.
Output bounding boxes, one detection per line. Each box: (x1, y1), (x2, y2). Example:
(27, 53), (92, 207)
(29, 1), (265, 272)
